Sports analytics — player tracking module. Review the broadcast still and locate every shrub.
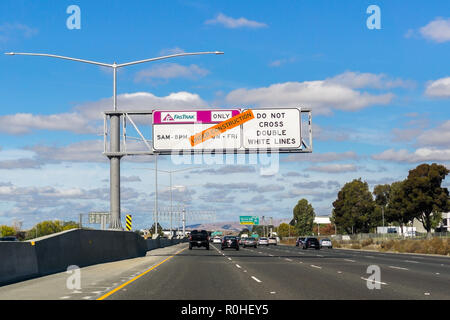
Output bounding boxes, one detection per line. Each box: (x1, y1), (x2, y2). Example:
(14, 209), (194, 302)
(351, 243), (361, 249)
(361, 238), (373, 247)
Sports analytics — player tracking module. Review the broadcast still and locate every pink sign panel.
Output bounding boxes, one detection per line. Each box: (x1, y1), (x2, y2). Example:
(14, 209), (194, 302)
(153, 109), (240, 124)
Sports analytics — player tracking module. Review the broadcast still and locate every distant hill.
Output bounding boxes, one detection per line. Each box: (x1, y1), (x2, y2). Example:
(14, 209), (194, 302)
(185, 218), (292, 232)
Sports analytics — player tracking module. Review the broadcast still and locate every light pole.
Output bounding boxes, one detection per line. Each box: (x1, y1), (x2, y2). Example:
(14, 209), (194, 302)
(6, 51), (223, 230)
(138, 166), (202, 236)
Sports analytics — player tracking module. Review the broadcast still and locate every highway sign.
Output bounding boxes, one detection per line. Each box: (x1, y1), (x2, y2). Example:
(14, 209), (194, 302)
(152, 109), (241, 152)
(239, 216), (260, 225)
(88, 212), (110, 224)
(242, 108), (301, 150)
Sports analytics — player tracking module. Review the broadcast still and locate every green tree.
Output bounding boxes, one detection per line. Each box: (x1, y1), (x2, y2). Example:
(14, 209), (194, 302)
(0, 225), (15, 237)
(290, 199), (315, 236)
(149, 223), (164, 237)
(386, 180), (414, 233)
(276, 223), (294, 238)
(403, 163), (449, 237)
(332, 179), (376, 234)
(373, 184), (391, 227)
(25, 220), (80, 240)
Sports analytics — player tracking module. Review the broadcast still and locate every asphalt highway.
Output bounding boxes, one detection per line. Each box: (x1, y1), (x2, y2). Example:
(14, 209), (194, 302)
(106, 243), (450, 300)
(0, 243), (448, 300)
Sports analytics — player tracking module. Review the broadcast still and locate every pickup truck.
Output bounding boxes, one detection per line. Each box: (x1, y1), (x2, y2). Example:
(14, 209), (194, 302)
(189, 230), (210, 250)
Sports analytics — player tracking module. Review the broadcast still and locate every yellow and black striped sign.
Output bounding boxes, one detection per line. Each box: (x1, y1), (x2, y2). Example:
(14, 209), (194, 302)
(126, 215), (132, 231)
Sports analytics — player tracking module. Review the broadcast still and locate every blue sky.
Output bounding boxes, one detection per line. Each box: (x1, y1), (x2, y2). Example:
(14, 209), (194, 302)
(0, 1), (449, 230)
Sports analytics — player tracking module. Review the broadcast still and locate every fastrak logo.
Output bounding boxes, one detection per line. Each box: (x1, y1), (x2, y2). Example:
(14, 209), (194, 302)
(163, 114), (174, 121)
(161, 112), (197, 123)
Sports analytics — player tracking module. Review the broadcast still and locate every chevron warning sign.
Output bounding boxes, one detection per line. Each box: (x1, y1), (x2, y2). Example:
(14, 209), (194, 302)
(126, 214), (132, 231)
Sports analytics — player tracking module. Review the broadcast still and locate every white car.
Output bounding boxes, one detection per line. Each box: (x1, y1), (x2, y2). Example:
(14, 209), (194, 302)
(213, 236), (222, 244)
(258, 237), (269, 246)
(320, 238), (332, 248)
(268, 237), (278, 245)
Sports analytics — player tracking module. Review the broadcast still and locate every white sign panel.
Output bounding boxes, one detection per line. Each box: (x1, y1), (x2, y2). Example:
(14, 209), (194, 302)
(242, 108), (301, 150)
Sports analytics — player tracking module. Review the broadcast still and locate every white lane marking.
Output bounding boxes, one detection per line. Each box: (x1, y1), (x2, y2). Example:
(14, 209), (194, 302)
(424, 292), (430, 296)
(344, 259), (356, 262)
(227, 257), (232, 261)
(244, 270), (247, 273)
(298, 261), (303, 264)
(361, 277), (387, 285)
(389, 266), (409, 271)
(269, 254), (274, 257)
(236, 264), (241, 269)
(435, 272), (440, 275)
(297, 252), (304, 255)
(270, 291), (276, 294)
(405, 260), (420, 264)
(310, 264), (322, 269)
(316, 254), (323, 257)
(285, 258), (293, 262)
(82, 296), (92, 300)
(337, 271), (342, 274)
(59, 296), (71, 299)
(364, 255), (375, 258)
(251, 276), (262, 283)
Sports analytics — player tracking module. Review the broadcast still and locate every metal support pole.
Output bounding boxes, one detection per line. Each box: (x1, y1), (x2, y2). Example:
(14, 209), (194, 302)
(109, 66), (122, 230)
(170, 172), (173, 237)
(154, 154), (158, 237)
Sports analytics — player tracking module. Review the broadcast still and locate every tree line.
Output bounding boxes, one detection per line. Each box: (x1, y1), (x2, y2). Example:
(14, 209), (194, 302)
(332, 163), (449, 237)
(271, 163), (449, 239)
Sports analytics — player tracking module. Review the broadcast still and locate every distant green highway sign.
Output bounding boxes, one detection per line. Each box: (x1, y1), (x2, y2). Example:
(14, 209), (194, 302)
(239, 216), (259, 225)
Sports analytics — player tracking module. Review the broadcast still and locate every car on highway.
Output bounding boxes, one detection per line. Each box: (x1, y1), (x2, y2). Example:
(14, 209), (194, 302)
(212, 236), (222, 244)
(295, 237), (305, 247)
(268, 237), (278, 245)
(221, 236), (239, 250)
(258, 237), (269, 246)
(242, 237), (257, 248)
(302, 237), (320, 250)
(320, 238), (333, 249)
(0, 236), (18, 241)
(189, 230), (210, 250)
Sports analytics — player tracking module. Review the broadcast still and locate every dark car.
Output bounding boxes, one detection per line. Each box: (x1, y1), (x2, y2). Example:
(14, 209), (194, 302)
(302, 237), (320, 250)
(296, 237), (305, 247)
(189, 230), (210, 250)
(0, 236), (18, 241)
(242, 237), (257, 248)
(221, 236), (239, 251)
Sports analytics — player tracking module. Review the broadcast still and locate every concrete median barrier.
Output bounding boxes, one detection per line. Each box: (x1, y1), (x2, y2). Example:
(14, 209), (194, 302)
(0, 242), (39, 285)
(0, 229), (187, 286)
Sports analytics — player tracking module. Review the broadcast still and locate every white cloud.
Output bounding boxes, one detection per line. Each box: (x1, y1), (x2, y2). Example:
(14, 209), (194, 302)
(420, 17), (450, 43)
(306, 164), (358, 173)
(0, 23), (38, 43)
(417, 120), (450, 147)
(326, 71), (414, 90)
(205, 13), (267, 29)
(0, 112), (98, 135)
(425, 77), (450, 98)
(283, 151), (359, 163)
(226, 73), (395, 115)
(372, 147), (450, 163)
(0, 91), (208, 135)
(135, 63), (209, 82)
(28, 140), (106, 163)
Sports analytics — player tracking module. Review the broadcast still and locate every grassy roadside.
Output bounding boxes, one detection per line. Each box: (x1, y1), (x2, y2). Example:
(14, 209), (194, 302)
(280, 237), (450, 256)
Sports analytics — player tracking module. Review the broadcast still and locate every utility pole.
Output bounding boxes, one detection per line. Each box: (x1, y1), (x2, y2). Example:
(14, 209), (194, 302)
(182, 207), (186, 237)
